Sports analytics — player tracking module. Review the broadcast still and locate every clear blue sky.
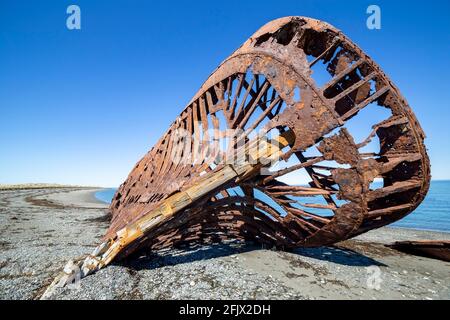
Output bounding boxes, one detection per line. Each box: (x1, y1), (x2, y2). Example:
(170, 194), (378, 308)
(1, 0), (449, 187)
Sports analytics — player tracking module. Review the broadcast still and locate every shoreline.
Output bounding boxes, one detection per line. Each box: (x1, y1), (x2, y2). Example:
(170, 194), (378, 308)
(389, 225), (450, 236)
(93, 188), (116, 205)
(0, 183), (100, 191)
(35, 187), (109, 209)
(1, 187), (449, 300)
(51, 188), (450, 236)
(90, 189), (449, 235)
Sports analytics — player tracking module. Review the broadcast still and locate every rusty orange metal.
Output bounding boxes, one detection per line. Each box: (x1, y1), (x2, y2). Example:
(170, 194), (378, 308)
(107, 16), (430, 255)
(42, 17), (432, 298)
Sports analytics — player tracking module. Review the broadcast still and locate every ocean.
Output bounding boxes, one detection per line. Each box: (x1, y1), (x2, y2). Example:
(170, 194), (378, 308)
(96, 180), (450, 233)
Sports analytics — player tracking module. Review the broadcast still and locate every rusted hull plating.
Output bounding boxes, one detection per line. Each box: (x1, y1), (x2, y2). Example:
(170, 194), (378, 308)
(108, 17), (430, 255)
(42, 17), (431, 297)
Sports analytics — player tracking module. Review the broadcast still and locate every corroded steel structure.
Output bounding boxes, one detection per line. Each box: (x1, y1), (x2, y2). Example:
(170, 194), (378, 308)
(108, 16), (430, 251)
(42, 17), (430, 297)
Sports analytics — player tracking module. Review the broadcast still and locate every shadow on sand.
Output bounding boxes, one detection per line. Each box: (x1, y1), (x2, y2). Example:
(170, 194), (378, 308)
(118, 241), (387, 271)
(292, 245), (387, 267)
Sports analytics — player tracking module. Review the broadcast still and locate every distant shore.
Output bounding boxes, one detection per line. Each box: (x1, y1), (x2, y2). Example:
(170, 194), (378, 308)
(0, 187), (449, 300)
(0, 183), (100, 191)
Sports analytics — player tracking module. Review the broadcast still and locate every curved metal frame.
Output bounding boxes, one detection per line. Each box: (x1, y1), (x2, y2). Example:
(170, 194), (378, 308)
(41, 17), (431, 298)
(108, 17), (429, 252)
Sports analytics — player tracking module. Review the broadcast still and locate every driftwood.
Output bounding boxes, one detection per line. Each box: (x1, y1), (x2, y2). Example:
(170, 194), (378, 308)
(388, 241), (450, 262)
(41, 16), (431, 298)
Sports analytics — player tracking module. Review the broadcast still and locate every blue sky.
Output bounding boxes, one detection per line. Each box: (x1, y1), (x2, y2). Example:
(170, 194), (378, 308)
(0, 0), (449, 187)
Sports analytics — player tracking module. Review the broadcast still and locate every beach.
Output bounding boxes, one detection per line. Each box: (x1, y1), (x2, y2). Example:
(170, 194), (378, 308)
(0, 187), (448, 300)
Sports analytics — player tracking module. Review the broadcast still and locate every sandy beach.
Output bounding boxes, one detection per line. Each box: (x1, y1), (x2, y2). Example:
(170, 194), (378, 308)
(0, 187), (448, 300)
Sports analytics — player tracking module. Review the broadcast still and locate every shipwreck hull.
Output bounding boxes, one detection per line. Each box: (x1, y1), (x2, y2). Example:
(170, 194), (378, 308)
(41, 17), (432, 298)
(107, 17), (430, 254)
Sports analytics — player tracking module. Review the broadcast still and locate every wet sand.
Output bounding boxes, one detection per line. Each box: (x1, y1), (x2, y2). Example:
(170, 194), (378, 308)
(0, 187), (449, 300)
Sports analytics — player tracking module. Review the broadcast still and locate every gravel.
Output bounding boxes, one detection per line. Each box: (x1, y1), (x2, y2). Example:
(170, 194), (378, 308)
(1, 188), (449, 300)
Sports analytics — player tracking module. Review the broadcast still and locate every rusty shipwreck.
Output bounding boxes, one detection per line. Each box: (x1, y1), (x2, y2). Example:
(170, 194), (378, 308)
(42, 16), (431, 298)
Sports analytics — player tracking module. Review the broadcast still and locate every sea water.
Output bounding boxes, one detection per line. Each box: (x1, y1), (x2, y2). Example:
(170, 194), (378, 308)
(96, 180), (450, 233)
